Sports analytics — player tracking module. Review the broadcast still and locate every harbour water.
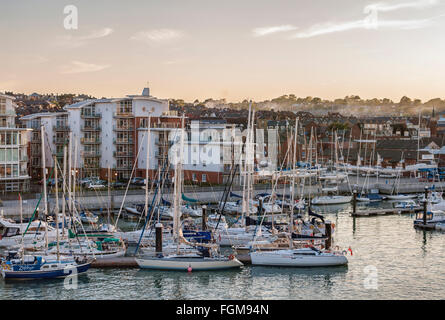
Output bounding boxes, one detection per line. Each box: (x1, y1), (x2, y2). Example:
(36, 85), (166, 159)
(1, 201), (445, 300)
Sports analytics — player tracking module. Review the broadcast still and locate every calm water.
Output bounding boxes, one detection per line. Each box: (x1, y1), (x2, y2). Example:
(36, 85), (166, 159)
(1, 201), (445, 300)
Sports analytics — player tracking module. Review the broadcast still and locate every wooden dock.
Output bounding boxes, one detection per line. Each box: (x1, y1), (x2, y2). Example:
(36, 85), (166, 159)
(351, 208), (422, 217)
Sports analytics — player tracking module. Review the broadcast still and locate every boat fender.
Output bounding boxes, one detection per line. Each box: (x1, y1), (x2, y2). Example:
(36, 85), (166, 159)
(229, 254), (235, 260)
(187, 265), (192, 272)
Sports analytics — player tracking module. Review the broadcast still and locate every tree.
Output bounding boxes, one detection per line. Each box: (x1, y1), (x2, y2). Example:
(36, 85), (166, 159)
(399, 96), (412, 105)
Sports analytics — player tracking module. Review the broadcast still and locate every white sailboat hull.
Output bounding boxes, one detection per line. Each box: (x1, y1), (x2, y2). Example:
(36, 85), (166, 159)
(311, 196), (352, 205)
(135, 256), (243, 271)
(250, 250), (348, 267)
(386, 195), (416, 200)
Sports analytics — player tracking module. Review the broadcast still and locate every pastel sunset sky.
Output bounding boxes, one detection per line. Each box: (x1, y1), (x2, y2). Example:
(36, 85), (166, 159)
(1, 0), (445, 102)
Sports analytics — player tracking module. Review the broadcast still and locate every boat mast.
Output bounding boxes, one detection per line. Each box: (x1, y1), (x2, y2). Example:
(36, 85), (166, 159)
(68, 131), (72, 221)
(290, 118), (299, 247)
(241, 102), (252, 223)
(19, 193), (24, 263)
(107, 166), (111, 225)
(41, 125), (49, 251)
(54, 155), (60, 261)
(174, 115), (185, 254)
(144, 115), (151, 219)
(62, 145), (67, 239)
(73, 139), (78, 211)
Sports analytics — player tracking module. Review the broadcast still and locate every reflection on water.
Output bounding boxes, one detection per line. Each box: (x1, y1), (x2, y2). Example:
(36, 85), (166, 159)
(1, 202), (445, 299)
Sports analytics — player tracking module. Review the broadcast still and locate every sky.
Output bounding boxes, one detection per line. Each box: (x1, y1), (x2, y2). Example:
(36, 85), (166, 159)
(1, 0), (445, 102)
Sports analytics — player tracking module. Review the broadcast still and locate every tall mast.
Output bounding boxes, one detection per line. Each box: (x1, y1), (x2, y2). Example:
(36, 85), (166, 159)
(68, 131), (72, 219)
(242, 102), (252, 221)
(290, 118), (299, 247)
(62, 145), (67, 239)
(54, 155), (60, 261)
(41, 125), (49, 251)
(73, 139), (78, 210)
(19, 193), (24, 263)
(417, 111), (421, 162)
(174, 115), (185, 254)
(107, 166), (111, 226)
(144, 115), (151, 219)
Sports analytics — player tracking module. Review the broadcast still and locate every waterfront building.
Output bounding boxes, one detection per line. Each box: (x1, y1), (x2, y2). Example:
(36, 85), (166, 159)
(0, 93), (32, 192)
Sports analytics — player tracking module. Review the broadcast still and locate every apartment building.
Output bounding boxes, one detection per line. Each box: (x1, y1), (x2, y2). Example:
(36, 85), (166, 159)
(20, 112), (69, 179)
(19, 88), (259, 186)
(0, 93), (32, 192)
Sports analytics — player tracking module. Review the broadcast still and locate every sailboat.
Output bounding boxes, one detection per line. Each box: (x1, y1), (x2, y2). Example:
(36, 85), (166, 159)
(250, 119), (349, 267)
(2, 132), (92, 280)
(135, 116), (243, 271)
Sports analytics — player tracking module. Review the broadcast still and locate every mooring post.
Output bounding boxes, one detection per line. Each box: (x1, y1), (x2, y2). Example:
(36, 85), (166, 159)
(423, 186), (429, 226)
(155, 222), (163, 255)
(325, 222), (332, 250)
(352, 190), (357, 214)
(201, 205), (207, 231)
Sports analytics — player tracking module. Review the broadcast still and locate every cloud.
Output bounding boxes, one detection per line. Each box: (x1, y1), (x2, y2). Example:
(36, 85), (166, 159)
(130, 29), (184, 44)
(60, 61), (110, 74)
(56, 27), (114, 48)
(289, 17), (435, 38)
(364, 0), (439, 13)
(252, 25), (298, 37)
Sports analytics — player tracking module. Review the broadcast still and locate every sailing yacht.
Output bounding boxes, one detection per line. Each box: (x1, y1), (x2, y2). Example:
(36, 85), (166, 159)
(249, 119), (349, 267)
(250, 247), (348, 267)
(135, 116), (243, 271)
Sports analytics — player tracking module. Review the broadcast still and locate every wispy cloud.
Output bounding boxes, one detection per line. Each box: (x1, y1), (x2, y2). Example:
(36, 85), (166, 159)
(130, 29), (184, 44)
(56, 27), (114, 48)
(290, 17), (435, 38)
(288, 0), (442, 39)
(364, 0), (439, 13)
(60, 61), (110, 74)
(252, 25), (298, 37)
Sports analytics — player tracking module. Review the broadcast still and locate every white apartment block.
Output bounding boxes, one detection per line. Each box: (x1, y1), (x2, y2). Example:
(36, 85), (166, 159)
(19, 88), (256, 186)
(0, 93), (32, 192)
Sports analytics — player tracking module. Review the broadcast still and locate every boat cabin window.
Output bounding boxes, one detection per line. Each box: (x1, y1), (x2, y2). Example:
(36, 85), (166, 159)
(294, 251), (316, 255)
(416, 213), (433, 220)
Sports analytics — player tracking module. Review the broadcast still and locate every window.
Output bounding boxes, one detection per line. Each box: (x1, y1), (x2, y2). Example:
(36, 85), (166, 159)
(192, 173), (197, 181)
(202, 174), (207, 183)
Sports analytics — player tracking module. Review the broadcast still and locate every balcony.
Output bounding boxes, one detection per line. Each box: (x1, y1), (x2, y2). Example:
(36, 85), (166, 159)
(113, 125), (134, 131)
(113, 138), (134, 145)
(53, 125), (70, 132)
(113, 112), (134, 118)
(81, 150), (101, 158)
(113, 164), (133, 170)
(81, 137), (101, 144)
(81, 125), (101, 132)
(81, 112), (101, 119)
(84, 163), (100, 169)
(113, 151), (133, 157)
(53, 136), (69, 145)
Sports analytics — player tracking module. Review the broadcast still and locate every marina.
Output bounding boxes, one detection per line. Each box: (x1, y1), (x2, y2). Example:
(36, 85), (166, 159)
(2, 0), (445, 303)
(1, 203), (445, 299)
